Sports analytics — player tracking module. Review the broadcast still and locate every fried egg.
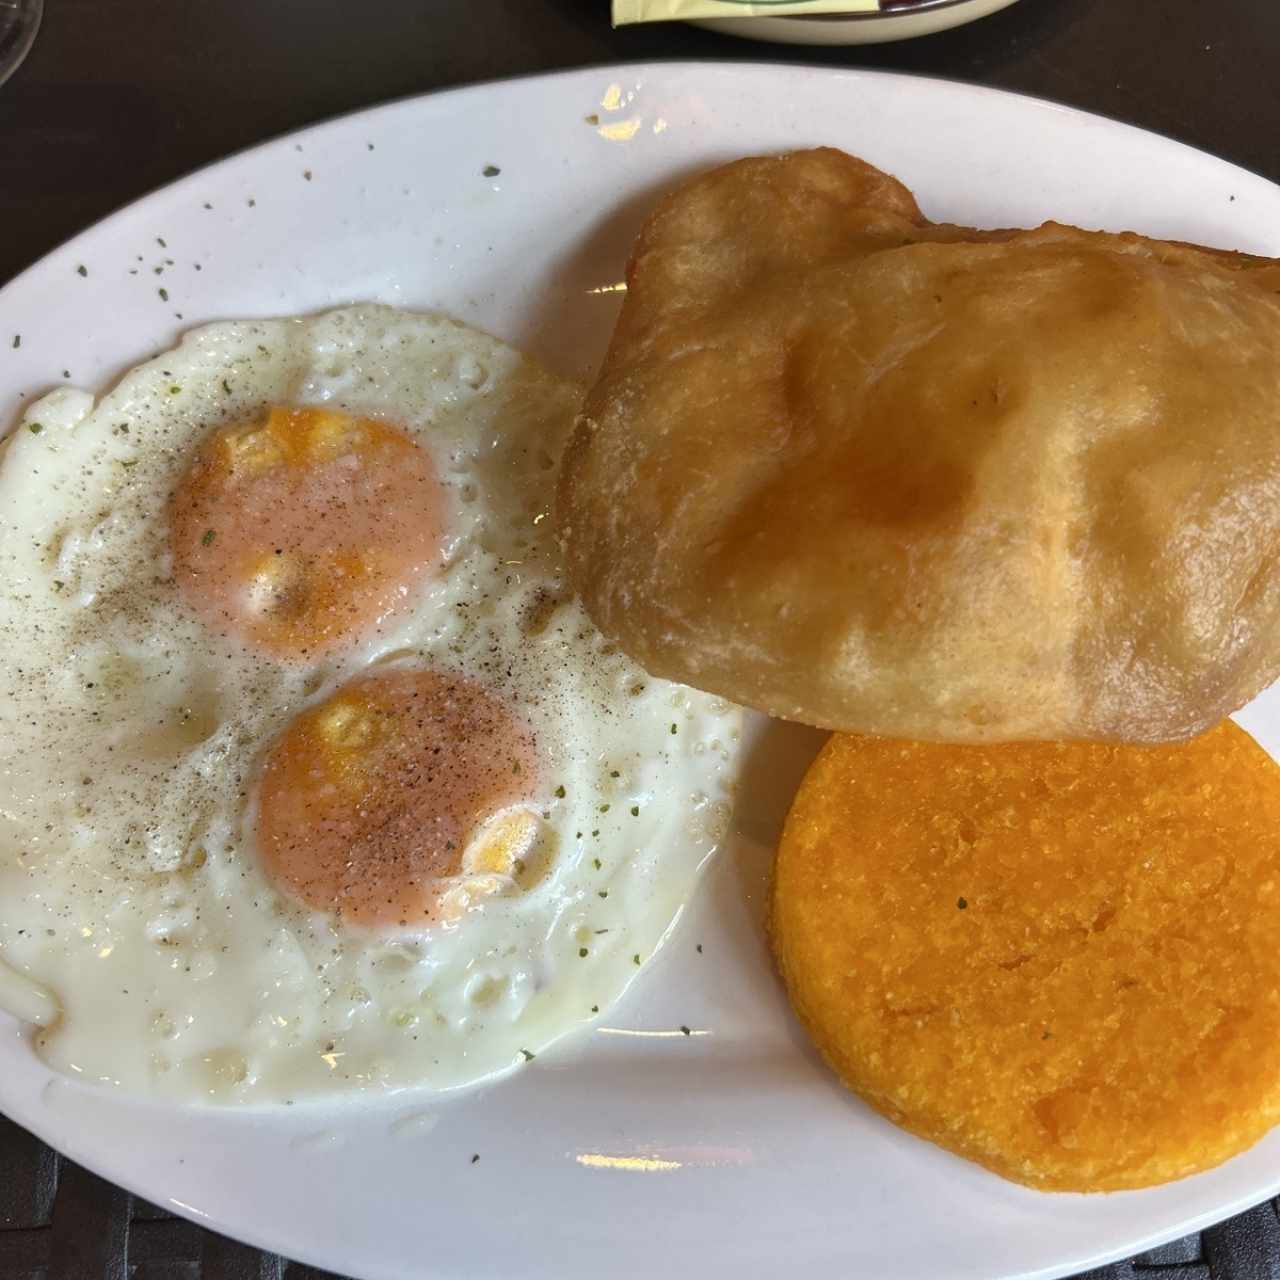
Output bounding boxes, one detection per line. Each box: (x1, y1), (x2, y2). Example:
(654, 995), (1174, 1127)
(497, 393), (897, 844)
(0, 305), (741, 1102)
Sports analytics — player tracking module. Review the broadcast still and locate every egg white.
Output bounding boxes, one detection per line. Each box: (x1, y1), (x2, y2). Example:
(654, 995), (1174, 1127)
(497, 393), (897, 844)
(0, 305), (741, 1102)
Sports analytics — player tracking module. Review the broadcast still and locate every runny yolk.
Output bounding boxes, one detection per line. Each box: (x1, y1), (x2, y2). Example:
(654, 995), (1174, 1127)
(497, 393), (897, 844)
(256, 668), (542, 927)
(169, 406), (443, 659)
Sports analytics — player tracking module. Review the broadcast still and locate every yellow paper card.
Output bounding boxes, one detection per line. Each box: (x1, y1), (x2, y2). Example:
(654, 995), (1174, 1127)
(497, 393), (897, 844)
(614, 0), (880, 23)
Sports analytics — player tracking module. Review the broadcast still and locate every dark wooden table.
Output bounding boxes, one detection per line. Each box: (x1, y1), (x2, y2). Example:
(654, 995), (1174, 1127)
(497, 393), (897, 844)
(3, 1), (1280, 1277)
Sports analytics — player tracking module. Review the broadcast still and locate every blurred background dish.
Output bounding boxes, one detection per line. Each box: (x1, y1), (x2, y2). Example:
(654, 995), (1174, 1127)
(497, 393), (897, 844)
(691, 0), (1023, 45)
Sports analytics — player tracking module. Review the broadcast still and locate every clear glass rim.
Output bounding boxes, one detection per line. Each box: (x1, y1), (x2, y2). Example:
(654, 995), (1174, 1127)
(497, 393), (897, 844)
(0, 0), (44, 88)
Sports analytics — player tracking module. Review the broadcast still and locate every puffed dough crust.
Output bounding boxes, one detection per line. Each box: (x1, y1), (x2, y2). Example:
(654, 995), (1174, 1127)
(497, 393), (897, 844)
(557, 148), (1280, 742)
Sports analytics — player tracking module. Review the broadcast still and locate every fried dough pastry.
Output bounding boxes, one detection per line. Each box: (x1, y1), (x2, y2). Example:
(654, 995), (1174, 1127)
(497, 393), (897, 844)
(558, 148), (1280, 743)
(771, 721), (1280, 1191)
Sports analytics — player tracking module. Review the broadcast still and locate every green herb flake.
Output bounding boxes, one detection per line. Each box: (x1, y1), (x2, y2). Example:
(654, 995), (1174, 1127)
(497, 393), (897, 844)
(591, 830), (599, 839)
(168, 385), (181, 395)
(119, 459), (137, 469)
(630, 806), (639, 817)
(512, 761), (521, 775)
(590, 1004), (599, 1014)
(610, 770), (620, 778)
(670, 723), (678, 735)
(597, 890), (608, 899)
(27, 422), (43, 434)
(957, 897), (968, 910)
(592, 857), (602, 870)
(578, 947), (588, 958)
(554, 784), (566, 798)
(680, 1026), (691, 1036)
(201, 528), (216, 547)
(76, 264), (87, 277)
(158, 287), (169, 302)
(520, 1048), (535, 1061)
(599, 803), (610, 813)
(482, 164), (501, 177)
(52, 580), (64, 592)
(632, 953), (641, 966)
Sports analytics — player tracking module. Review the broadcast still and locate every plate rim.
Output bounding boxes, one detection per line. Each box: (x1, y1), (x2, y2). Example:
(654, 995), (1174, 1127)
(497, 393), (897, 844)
(4, 56), (1279, 305)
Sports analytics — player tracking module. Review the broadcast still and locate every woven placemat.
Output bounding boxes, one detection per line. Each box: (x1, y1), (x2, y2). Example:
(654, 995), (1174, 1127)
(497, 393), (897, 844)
(2, 1114), (1277, 1280)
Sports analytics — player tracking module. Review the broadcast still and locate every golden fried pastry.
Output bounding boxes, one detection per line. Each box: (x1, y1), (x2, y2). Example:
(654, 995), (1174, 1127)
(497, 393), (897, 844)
(771, 721), (1280, 1190)
(558, 148), (1280, 743)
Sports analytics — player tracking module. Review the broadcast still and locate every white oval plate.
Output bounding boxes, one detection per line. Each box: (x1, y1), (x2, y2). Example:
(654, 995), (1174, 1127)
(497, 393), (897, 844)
(3, 62), (1280, 1280)
(692, 0), (1023, 46)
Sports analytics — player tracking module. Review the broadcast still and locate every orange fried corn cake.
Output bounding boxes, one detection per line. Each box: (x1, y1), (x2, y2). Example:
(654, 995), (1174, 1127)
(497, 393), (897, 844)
(771, 720), (1280, 1191)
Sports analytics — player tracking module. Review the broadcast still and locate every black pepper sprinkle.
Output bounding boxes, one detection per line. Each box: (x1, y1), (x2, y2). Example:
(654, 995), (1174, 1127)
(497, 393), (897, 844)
(957, 897), (968, 910)
(470, 1153), (479, 1164)
(609, 770), (620, 778)
(482, 164), (501, 177)
(11, 335), (18, 348)
(303, 170), (312, 181)
(76, 265), (87, 277)
(203, 202), (213, 210)
(696, 944), (703, 954)
(222, 380), (232, 395)
(680, 1026), (691, 1036)
(520, 1048), (535, 1061)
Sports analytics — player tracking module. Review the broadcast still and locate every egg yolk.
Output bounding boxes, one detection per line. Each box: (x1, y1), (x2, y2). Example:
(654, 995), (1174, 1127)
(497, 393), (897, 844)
(256, 668), (542, 927)
(169, 406), (443, 659)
